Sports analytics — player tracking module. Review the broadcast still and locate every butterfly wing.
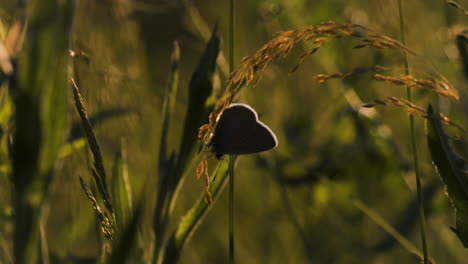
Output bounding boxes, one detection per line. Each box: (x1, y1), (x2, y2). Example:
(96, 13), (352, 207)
(241, 121), (278, 154)
(212, 104), (256, 155)
(212, 104), (277, 156)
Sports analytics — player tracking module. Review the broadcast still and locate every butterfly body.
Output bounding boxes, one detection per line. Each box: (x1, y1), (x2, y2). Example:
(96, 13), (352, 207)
(209, 103), (278, 159)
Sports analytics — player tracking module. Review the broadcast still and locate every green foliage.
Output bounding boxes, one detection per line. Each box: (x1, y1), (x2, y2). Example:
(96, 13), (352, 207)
(456, 35), (468, 79)
(2, 1), (468, 263)
(161, 157), (233, 264)
(175, 23), (220, 175)
(11, 0), (74, 262)
(426, 105), (468, 247)
(353, 200), (426, 261)
(71, 79), (118, 257)
(153, 24), (220, 263)
(158, 41), (180, 168)
(111, 141), (132, 232)
(107, 201), (143, 264)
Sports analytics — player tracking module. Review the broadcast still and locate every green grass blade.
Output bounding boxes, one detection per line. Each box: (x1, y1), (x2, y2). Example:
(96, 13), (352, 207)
(160, 157), (234, 264)
(39, 218), (50, 264)
(165, 22), (220, 217)
(153, 41), (180, 259)
(111, 140), (133, 232)
(456, 35), (468, 79)
(229, 155), (235, 264)
(353, 200), (429, 261)
(397, 1), (429, 262)
(12, 0), (74, 263)
(426, 105), (468, 247)
(175, 23), (219, 177)
(182, 0), (229, 78)
(107, 200), (143, 264)
(153, 24), (219, 262)
(372, 180), (441, 252)
(158, 40), (180, 167)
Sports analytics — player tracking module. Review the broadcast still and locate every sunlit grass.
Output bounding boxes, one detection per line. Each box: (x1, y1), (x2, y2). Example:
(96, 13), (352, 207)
(0, 1), (467, 264)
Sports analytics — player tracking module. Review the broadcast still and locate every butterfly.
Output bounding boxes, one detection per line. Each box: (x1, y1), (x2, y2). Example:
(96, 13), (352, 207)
(208, 103), (278, 159)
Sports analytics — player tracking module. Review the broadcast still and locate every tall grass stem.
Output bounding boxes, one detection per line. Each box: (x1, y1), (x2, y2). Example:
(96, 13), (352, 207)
(397, 1), (429, 263)
(229, 155), (235, 264)
(229, 0), (235, 263)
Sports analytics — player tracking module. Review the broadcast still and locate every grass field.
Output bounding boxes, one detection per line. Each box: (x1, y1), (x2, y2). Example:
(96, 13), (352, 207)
(0, 0), (468, 263)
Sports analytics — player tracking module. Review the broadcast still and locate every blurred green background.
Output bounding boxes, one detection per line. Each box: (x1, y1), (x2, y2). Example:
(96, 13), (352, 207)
(1, 0), (467, 263)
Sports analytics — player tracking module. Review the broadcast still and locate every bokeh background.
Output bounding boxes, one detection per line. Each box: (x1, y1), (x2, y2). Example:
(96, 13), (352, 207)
(1, 0), (467, 263)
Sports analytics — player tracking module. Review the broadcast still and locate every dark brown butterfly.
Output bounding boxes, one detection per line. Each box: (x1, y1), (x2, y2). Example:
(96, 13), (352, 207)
(208, 104), (278, 159)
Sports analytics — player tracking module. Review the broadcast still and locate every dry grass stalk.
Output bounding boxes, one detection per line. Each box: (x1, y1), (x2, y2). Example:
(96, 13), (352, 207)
(313, 66), (459, 101)
(447, 1), (468, 15)
(373, 74), (459, 100)
(313, 65), (391, 82)
(197, 159), (213, 204)
(363, 96), (466, 133)
(199, 21), (414, 142)
(196, 159), (212, 204)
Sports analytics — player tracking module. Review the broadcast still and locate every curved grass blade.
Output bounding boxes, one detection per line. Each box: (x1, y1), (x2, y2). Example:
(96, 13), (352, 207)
(153, 24), (219, 262)
(457, 35), (468, 80)
(160, 157), (233, 264)
(372, 180), (441, 252)
(426, 105), (468, 247)
(182, 0), (229, 78)
(12, 0), (74, 263)
(111, 141), (132, 232)
(153, 40), (180, 260)
(153, 39), (181, 262)
(175, 23), (219, 178)
(352, 200), (433, 262)
(158, 40), (180, 167)
(107, 201), (143, 264)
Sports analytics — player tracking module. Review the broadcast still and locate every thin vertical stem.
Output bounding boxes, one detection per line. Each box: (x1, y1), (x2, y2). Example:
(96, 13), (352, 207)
(229, 0), (235, 263)
(397, 1), (429, 263)
(230, 0), (235, 74)
(39, 218), (49, 264)
(229, 155), (235, 264)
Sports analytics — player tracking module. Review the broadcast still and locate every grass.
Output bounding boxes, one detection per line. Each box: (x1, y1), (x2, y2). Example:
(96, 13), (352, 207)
(0, 0), (467, 263)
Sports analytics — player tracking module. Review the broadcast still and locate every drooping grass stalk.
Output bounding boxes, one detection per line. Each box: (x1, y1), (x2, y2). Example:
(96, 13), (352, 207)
(229, 155), (235, 264)
(229, 0), (235, 262)
(397, 1), (429, 263)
